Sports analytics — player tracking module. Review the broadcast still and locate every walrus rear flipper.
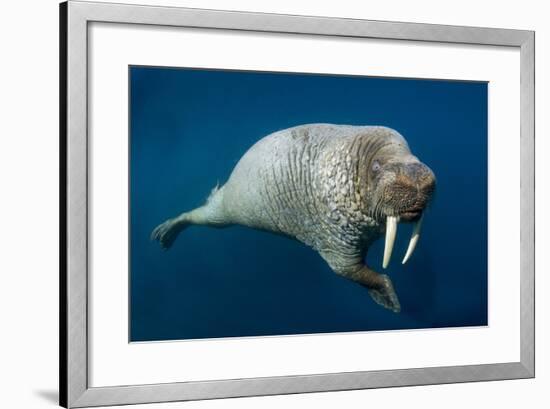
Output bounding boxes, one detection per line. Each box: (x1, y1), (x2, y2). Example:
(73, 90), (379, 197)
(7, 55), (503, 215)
(151, 217), (191, 250)
(151, 185), (229, 250)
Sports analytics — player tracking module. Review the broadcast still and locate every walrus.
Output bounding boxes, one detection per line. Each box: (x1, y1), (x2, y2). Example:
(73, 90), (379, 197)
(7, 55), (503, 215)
(151, 124), (435, 312)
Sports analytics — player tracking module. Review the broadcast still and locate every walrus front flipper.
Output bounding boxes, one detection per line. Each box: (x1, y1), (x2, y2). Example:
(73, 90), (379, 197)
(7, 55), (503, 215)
(367, 274), (401, 313)
(336, 264), (401, 313)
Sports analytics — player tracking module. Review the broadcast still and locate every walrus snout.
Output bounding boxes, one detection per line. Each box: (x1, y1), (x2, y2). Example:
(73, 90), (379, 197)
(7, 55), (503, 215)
(406, 162), (436, 199)
(378, 160), (435, 269)
(382, 161), (435, 217)
(395, 162), (435, 194)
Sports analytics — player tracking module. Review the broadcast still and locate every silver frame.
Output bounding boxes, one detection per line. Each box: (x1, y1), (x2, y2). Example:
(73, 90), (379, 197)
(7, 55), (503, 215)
(60, 1), (535, 407)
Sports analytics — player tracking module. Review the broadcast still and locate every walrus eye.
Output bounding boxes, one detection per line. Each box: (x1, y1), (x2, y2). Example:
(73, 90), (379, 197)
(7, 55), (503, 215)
(372, 160), (381, 172)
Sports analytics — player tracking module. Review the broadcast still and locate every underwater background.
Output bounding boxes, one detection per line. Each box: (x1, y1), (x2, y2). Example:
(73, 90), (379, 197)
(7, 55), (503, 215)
(130, 66), (487, 342)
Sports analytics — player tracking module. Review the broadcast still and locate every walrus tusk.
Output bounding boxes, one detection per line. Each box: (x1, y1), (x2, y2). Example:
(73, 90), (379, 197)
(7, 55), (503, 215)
(383, 216), (399, 269)
(402, 214), (423, 265)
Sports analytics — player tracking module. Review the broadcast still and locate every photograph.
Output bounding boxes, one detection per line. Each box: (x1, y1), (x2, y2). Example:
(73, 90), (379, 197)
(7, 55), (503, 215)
(130, 66), (488, 342)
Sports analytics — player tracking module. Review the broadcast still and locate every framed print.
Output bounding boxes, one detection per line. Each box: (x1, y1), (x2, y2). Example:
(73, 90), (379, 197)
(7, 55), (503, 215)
(60, 1), (535, 407)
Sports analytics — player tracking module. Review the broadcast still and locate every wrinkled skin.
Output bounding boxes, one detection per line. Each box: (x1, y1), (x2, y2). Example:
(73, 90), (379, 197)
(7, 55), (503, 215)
(152, 124), (436, 312)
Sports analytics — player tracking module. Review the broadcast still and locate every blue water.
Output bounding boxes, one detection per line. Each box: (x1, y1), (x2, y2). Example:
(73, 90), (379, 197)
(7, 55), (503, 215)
(130, 66), (487, 342)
